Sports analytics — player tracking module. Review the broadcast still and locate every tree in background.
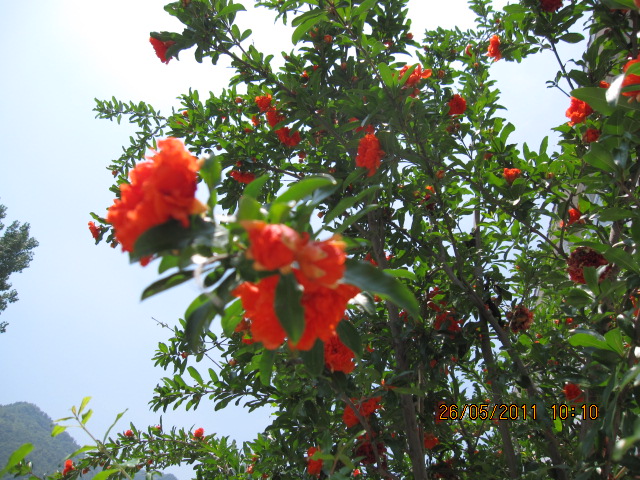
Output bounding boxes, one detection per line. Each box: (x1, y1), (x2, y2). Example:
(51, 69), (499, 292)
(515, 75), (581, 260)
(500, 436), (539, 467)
(8, 0), (640, 479)
(0, 203), (38, 333)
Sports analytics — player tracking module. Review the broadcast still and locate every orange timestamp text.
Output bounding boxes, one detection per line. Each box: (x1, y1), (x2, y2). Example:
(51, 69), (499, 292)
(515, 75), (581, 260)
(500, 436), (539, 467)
(438, 403), (601, 421)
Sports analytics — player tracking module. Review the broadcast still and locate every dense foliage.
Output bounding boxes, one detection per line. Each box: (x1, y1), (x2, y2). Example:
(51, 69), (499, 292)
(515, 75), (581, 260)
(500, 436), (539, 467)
(7, 0), (640, 479)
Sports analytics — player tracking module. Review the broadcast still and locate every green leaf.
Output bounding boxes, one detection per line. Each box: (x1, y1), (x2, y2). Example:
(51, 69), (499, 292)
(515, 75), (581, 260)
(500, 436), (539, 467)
(571, 87), (614, 116)
(237, 195), (264, 221)
(299, 339), (324, 377)
(324, 185), (380, 223)
(353, 0), (376, 20)
(51, 425), (66, 437)
(584, 143), (617, 173)
(378, 62), (395, 87)
(141, 270), (194, 300)
(569, 330), (616, 352)
(337, 319), (362, 359)
(342, 259), (419, 318)
(258, 349), (276, 386)
(185, 294), (223, 349)
(383, 268), (417, 282)
(92, 469), (120, 480)
(81, 410), (93, 425)
(559, 33), (584, 44)
(605, 247), (640, 274)
(598, 208), (633, 222)
(331, 204), (378, 234)
(221, 299), (243, 336)
(132, 218), (216, 261)
(103, 409), (128, 443)
(604, 328), (624, 356)
(291, 11), (328, 44)
(274, 273), (305, 344)
(0, 444), (33, 477)
(79, 396), (91, 414)
(274, 175), (336, 204)
(243, 174), (270, 199)
(188, 366), (204, 385)
(219, 3), (246, 16)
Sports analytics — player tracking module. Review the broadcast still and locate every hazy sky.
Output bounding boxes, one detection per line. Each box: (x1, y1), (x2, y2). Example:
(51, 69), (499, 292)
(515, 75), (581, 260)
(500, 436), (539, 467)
(0, 0), (580, 478)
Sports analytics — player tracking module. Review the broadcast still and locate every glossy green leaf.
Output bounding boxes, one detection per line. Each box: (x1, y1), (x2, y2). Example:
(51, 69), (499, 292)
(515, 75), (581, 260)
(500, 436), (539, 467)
(343, 259), (419, 317)
(274, 175), (336, 204)
(337, 319), (362, 359)
(324, 185), (380, 223)
(219, 3), (246, 17)
(258, 349), (276, 386)
(383, 268), (417, 282)
(299, 339), (324, 377)
(243, 174), (270, 199)
(185, 294), (222, 349)
(132, 218), (216, 261)
(584, 143), (617, 173)
(604, 247), (639, 274)
(188, 366), (204, 385)
(291, 11), (328, 44)
(274, 273), (304, 343)
(237, 195), (264, 221)
(0, 444), (33, 477)
(569, 330), (616, 352)
(142, 270), (194, 300)
(51, 425), (66, 437)
(92, 469), (120, 480)
(221, 298), (243, 336)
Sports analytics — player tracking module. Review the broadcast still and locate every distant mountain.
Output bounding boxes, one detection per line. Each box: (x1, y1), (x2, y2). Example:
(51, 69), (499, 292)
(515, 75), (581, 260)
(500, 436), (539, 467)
(0, 402), (178, 480)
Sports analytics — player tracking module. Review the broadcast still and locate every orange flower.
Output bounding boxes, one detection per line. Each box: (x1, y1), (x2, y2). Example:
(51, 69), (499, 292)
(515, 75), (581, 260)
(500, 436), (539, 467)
(233, 276), (287, 350)
(307, 447), (323, 476)
(193, 427), (205, 439)
(88, 221), (100, 240)
(229, 170), (256, 184)
(356, 133), (384, 177)
(503, 168), (521, 185)
(487, 35), (502, 61)
(62, 460), (75, 476)
(266, 107), (285, 127)
(255, 95), (272, 112)
(423, 433), (440, 450)
(297, 235), (347, 287)
(275, 127), (301, 147)
(447, 94), (467, 115)
(622, 55), (640, 101)
(149, 37), (176, 64)
(398, 64), (433, 87)
(565, 97), (593, 126)
(292, 275), (360, 350)
(106, 138), (206, 256)
(343, 397), (382, 427)
(324, 332), (356, 373)
(243, 221), (303, 271)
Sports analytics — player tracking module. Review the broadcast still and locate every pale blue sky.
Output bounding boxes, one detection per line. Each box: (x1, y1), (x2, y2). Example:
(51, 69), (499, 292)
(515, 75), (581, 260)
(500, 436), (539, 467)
(0, 0), (578, 478)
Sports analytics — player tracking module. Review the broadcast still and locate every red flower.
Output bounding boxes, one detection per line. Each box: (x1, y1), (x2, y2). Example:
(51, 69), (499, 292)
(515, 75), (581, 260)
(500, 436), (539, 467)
(563, 383), (584, 403)
(447, 94), (467, 115)
(503, 168), (521, 185)
(398, 64), (433, 87)
(255, 95), (272, 112)
(599, 80), (610, 89)
(124, 429), (134, 437)
(506, 305), (534, 333)
(324, 332), (356, 374)
(539, 0), (562, 12)
(62, 460), (75, 476)
(324, 35), (333, 43)
(106, 138), (206, 257)
(567, 247), (609, 284)
(88, 221), (100, 240)
(487, 35), (502, 62)
(229, 170), (256, 184)
(622, 55), (640, 101)
(583, 128), (600, 143)
(243, 221), (303, 272)
(565, 97), (593, 126)
(567, 208), (582, 225)
(423, 433), (440, 450)
(275, 127), (302, 147)
(266, 107), (285, 128)
(307, 447), (323, 476)
(354, 432), (387, 466)
(233, 276), (286, 349)
(297, 235), (347, 287)
(356, 133), (384, 177)
(193, 427), (205, 439)
(343, 397), (382, 428)
(149, 37), (176, 64)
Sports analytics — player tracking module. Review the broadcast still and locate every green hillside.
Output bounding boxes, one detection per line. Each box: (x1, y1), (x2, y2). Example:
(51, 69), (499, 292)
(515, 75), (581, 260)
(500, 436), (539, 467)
(0, 402), (178, 480)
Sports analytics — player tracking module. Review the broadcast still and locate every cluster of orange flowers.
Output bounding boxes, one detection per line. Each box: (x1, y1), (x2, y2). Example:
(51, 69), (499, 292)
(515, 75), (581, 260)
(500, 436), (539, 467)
(487, 35), (502, 62)
(254, 94), (301, 147)
(107, 138), (207, 264)
(503, 167), (521, 185)
(447, 94), (467, 115)
(623, 54), (640, 102)
(565, 97), (593, 126)
(324, 333), (356, 373)
(233, 221), (360, 350)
